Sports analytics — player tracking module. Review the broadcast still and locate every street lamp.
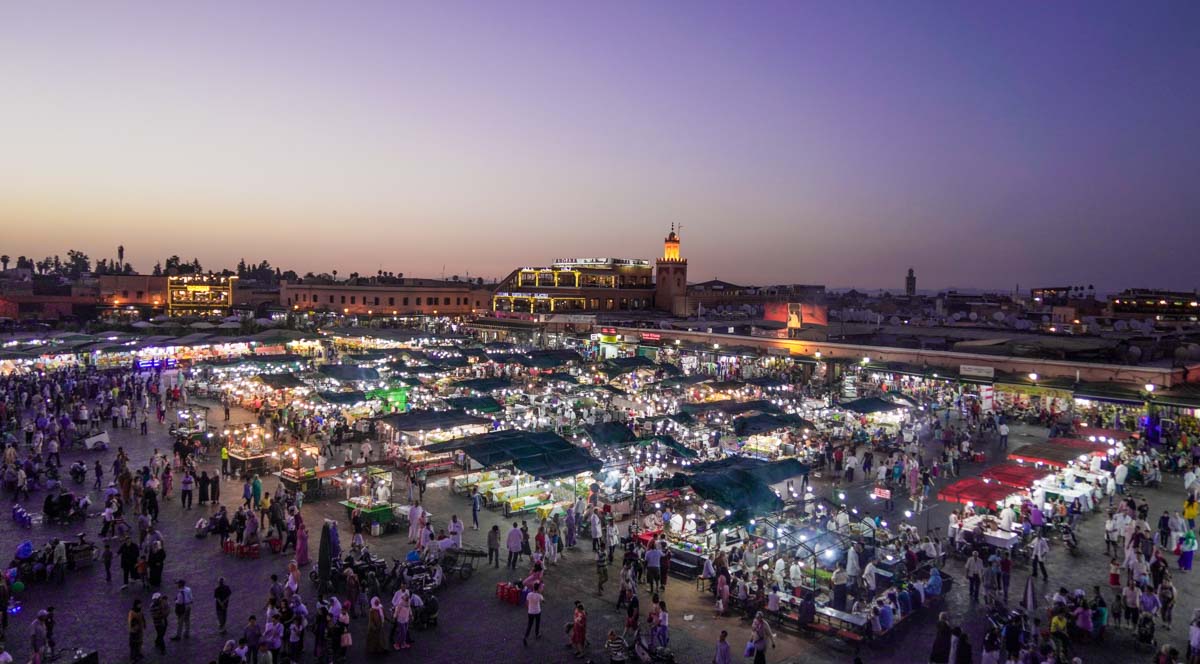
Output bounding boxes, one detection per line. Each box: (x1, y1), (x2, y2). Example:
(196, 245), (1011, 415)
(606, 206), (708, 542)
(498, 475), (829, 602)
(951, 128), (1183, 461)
(1028, 372), (1038, 382)
(1144, 383), (1156, 393)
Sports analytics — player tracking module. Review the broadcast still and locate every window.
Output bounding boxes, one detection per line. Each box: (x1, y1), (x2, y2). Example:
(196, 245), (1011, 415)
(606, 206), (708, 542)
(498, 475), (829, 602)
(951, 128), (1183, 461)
(329, 295), (334, 304)
(374, 296), (379, 306)
(388, 297), (394, 306)
(122, 290), (129, 298)
(416, 297), (422, 305)
(475, 300), (481, 308)
(403, 297), (409, 306)
(136, 291), (144, 299)
(443, 297), (450, 305)
(350, 296), (356, 304)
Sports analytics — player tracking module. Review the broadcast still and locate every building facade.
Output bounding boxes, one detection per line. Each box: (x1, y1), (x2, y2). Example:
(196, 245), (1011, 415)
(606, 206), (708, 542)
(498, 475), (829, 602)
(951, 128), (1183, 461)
(492, 258), (656, 314)
(282, 279), (490, 316)
(1111, 289), (1200, 322)
(166, 275), (236, 317)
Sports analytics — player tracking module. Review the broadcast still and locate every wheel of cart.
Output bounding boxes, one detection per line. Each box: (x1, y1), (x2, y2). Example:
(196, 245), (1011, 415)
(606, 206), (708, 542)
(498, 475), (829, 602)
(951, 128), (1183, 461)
(445, 547), (486, 580)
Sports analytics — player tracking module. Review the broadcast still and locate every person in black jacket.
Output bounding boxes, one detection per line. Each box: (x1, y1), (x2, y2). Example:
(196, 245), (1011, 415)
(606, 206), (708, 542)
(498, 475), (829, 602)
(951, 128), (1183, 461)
(929, 612), (953, 664)
(119, 536), (140, 588)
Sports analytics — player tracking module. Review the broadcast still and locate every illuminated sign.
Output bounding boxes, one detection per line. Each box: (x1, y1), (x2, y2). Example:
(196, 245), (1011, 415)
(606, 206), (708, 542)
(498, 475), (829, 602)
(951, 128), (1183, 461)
(185, 285), (212, 292)
(133, 358), (178, 371)
(641, 332), (661, 341)
(600, 328), (617, 335)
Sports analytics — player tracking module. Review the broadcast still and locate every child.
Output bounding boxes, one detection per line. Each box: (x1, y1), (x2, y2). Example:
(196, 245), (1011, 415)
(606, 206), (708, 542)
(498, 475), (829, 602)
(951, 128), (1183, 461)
(1109, 559), (1121, 588)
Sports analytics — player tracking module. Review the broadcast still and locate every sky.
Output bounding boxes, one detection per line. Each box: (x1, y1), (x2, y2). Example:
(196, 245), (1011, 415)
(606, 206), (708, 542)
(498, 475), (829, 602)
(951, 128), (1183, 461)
(1, 2), (1198, 292)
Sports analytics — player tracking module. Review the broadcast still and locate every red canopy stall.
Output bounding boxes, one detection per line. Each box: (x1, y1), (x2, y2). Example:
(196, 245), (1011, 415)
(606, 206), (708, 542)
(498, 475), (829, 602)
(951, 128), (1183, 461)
(980, 463), (1053, 490)
(937, 477), (1015, 508)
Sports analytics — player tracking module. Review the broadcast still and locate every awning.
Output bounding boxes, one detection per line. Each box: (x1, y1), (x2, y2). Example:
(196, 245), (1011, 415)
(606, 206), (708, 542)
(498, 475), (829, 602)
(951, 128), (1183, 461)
(733, 413), (814, 436)
(937, 477), (1014, 507)
(584, 422), (637, 446)
(452, 377), (513, 393)
(257, 373), (306, 390)
(316, 391), (369, 406)
(980, 463), (1053, 490)
(376, 409), (491, 433)
(317, 365), (380, 382)
(839, 396), (908, 414)
(442, 396), (503, 414)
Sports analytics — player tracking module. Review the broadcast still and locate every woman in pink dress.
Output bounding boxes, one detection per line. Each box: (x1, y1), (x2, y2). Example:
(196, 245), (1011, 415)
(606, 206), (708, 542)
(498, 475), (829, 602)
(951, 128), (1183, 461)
(295, 523), (310, 567)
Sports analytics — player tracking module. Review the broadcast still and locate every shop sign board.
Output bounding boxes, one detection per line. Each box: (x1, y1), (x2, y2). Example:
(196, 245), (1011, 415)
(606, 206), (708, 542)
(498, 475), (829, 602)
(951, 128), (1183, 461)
(959, 364), (995, 379)
(873, 487), (891, 500)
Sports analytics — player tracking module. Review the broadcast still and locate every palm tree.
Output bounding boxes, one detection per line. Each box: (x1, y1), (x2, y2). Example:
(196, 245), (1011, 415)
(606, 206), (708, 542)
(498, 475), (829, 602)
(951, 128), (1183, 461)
(117, 245), (125, 269)
(0, 255), (8, 271)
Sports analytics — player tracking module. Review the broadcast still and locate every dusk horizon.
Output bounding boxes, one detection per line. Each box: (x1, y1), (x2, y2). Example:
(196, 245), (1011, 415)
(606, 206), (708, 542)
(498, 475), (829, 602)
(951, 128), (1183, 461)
(3, 2), (1199, 292)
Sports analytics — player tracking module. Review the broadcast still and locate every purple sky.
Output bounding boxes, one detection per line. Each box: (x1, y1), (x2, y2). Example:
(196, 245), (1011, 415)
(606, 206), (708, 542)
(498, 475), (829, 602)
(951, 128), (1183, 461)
(2, 2), (1198, 292)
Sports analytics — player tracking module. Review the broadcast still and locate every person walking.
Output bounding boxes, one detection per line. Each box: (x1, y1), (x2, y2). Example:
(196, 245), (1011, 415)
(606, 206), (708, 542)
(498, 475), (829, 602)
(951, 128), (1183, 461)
(392, 591), (411, 650)
(128, 600), (147, 663)
(965, 550), (984, 601)
(170, 579), (193, 640)
(180, 471), (194, 510)
(596, 545), (609, 595)
(522, 581), (543, 645)
(1030, 532), (1050, 580)
(570, 601), (588, 660)
(605, 629), (627, 663)
(487, 525), (501, 568)
(749, 611), (776, 664)
(214, 577), (232, 634)
(506, 522), (523, 570)
(470, 487), (482, 530)
(150, 592), (170, 654)
(713, 629), (732, 664)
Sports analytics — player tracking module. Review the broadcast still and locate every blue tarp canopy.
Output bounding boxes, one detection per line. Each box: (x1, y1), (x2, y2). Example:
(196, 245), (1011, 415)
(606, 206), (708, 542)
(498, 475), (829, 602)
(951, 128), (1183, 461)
(257, 373), (306, 390)
(598, 356), (657, 376)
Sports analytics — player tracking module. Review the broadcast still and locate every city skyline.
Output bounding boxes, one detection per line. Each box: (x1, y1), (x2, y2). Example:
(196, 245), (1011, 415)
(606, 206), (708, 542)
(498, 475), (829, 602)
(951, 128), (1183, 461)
(3, 2), (1199, 291)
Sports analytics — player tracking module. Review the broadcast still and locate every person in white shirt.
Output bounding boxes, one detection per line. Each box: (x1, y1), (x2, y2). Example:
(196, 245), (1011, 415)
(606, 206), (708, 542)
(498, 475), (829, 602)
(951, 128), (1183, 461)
(1185, 469), (1197, 495)
(447, 515), (464, 548)
(862, 560), (879, 593)
(522, 582), (544, 645)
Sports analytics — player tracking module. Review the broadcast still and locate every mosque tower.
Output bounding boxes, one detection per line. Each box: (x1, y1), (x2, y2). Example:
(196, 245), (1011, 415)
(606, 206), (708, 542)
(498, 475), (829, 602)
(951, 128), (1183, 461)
(655, 224), (688, 313)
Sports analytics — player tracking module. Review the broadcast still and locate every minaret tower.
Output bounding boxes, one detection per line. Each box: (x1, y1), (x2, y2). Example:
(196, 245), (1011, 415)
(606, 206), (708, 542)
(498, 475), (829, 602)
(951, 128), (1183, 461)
(655, 223), (688, 313)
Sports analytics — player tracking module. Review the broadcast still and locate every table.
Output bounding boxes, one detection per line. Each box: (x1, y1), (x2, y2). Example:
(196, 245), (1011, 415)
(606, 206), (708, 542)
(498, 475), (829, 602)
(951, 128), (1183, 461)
(815, 605), (869, 630)
(948, 516), (1019, 549)
(1032, 478), (1093, 511)
(340, 500), (397, 525)
(229, 451), (272, 477)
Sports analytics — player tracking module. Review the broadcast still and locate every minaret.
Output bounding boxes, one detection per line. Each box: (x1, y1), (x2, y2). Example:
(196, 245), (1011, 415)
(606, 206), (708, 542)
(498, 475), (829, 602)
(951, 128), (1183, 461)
(905, 268), (916, 297)
(655, 224), (688, 313)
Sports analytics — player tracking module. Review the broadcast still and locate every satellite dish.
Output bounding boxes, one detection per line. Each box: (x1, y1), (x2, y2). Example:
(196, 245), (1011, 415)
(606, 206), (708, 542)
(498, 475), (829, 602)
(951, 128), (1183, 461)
(951, 312), (963, 321)
(968, 312), (978, 321)
(889, 316), (900, 326)
(992, 312), (1005, 321)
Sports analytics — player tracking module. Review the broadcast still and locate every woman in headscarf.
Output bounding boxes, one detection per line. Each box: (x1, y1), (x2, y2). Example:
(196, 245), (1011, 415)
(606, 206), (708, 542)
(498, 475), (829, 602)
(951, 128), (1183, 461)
(366, 597), (388, 654)
(926, 567), (944, 597)
(296, 521), (311, 567)
(1179, 530), (1196, 571)
(570, 601), (588, 659)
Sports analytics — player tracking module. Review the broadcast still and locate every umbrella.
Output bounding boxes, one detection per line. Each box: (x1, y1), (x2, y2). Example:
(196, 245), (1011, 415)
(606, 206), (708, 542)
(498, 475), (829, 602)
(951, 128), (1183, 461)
(190, 321), (216, 329)
(131, 321), (158, 329)
(217, 322), (241, 329)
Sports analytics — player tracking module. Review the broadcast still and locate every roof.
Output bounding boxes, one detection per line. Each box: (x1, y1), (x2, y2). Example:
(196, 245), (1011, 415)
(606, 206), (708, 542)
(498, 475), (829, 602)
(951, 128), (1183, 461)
(584, 422), (637, 446)
(375, 409), (491, 433)
(316, 391), (369, 405)
(422, 430), (600, 480)
(257, 373), (306, 390)
(733, 412), (814, 436)
(317, 365), (380, 382)
(598, 356), (657, 376)
(452, 377), (513, 393)
(441, 396), (503, 414)
(839, 396), (908, 414)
